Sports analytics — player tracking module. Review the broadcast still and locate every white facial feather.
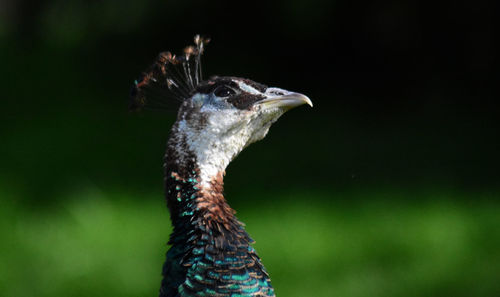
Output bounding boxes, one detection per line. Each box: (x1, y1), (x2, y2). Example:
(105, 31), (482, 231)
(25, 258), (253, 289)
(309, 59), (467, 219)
(170, 80), (289, 187)
(235, 80), (261, 95)
(177, 110), (283, 187)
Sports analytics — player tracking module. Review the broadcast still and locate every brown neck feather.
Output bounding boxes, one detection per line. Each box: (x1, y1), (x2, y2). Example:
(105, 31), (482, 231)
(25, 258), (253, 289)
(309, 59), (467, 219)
(164, 139), (238, 233)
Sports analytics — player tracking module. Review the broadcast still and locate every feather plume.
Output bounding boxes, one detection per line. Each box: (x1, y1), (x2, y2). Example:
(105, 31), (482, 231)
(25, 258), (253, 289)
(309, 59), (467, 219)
(129, 35), (210, 111)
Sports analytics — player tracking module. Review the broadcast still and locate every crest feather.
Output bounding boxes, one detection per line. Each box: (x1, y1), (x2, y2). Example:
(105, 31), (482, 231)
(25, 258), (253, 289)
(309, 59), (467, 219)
(130, 35), (210, 111)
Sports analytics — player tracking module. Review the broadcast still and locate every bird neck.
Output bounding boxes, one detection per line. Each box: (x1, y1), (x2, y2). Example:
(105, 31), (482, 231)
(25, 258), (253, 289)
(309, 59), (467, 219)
(161, 145), (275, 297)
(164, 167), (236, 228)
(163, 139), (248, 251)
(163, 124), (241, 224)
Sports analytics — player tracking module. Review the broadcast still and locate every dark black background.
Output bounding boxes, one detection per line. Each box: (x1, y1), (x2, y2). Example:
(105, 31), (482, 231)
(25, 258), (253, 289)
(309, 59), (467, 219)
(1, 0), (498, 203)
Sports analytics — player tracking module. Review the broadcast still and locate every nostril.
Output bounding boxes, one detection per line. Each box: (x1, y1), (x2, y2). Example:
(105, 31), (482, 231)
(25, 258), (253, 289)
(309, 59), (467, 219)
(268, 90), (285, 96)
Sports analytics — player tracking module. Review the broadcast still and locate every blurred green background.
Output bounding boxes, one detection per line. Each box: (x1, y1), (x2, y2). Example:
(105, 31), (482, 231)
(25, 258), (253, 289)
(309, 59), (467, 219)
(1, 1), (499, 297)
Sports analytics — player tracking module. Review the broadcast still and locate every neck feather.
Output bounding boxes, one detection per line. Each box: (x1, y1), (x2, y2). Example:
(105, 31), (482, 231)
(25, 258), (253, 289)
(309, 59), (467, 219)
(160, 138), (275, 297)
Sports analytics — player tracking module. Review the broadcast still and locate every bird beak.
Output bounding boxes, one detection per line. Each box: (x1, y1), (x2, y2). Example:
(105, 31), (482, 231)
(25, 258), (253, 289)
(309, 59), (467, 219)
(256, 92), (313, 110)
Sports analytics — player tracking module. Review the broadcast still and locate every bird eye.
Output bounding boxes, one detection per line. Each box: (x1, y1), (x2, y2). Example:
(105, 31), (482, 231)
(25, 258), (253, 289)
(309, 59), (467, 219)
(214, 86), (236, 97)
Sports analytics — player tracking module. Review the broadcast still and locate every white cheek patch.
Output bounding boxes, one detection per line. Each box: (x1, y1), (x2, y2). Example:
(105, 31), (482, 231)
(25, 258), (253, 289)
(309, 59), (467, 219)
(179, 110), (257, 186)
(175, 94), (286, 187)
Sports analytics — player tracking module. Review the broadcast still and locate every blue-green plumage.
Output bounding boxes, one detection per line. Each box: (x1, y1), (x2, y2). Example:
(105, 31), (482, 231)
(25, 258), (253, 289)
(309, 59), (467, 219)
(160, 170), (275, 297)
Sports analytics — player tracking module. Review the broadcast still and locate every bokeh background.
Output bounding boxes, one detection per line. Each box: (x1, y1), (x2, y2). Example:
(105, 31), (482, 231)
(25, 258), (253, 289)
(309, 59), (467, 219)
(1, 1), (499, 297)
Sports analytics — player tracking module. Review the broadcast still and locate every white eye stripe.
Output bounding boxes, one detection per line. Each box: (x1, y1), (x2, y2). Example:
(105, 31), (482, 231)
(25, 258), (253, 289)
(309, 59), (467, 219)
(234, 80), (261, 95)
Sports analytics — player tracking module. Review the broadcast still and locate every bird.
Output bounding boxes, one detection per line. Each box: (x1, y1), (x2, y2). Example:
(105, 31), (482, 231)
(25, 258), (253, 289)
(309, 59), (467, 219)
(130, 35), (312, 297)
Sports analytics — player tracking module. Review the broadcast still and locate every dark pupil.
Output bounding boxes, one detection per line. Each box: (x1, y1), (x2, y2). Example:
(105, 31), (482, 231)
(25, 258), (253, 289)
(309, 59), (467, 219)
(214, 86), (235, 97)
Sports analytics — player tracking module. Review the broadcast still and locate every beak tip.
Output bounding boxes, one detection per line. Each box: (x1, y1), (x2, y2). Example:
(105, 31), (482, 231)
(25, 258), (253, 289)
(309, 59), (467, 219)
(305, 97), (313, 108)
(295, 93), (313, 108)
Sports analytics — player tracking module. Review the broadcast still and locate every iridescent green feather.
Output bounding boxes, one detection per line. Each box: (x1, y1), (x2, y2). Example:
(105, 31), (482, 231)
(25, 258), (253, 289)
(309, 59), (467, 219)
(160, 173), (275, 297)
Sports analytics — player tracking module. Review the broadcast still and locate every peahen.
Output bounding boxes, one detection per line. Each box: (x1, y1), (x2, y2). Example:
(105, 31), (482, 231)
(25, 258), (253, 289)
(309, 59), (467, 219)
(130, 36), (312, 297)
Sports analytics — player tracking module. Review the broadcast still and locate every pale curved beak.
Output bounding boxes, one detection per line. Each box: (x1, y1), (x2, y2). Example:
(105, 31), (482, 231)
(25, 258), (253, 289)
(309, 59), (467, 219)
(256, 92), (313, 110)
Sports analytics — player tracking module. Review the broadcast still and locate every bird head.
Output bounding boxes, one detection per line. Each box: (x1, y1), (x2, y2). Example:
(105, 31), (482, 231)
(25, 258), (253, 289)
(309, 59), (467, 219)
(173, 76), (311, 184)
(131, 36), (312, 186)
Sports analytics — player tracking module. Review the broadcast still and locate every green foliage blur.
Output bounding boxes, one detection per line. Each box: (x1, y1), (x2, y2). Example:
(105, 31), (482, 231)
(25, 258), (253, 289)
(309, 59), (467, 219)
(1, 0), (499, 296)
(2, 189), (500, 297)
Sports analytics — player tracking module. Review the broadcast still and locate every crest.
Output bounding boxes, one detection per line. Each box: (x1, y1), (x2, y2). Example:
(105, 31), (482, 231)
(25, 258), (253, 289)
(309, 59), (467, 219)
(130, 35), (210, 111)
